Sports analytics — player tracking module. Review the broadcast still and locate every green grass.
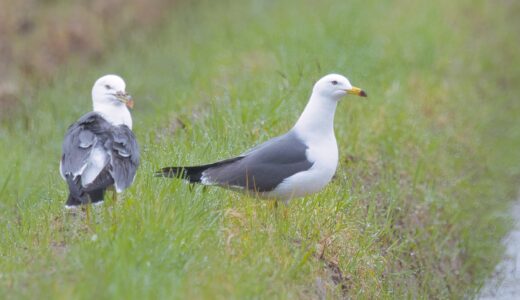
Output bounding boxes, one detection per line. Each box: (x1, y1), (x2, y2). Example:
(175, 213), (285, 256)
(1, 0), (519, 298)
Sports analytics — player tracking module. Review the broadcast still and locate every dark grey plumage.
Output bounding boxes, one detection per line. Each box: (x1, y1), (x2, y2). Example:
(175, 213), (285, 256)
(157, 130), (313, 193)
(60, 112), (139, 206)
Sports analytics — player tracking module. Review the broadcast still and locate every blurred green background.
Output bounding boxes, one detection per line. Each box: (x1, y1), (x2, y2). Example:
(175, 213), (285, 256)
(1, 0), (519, 298)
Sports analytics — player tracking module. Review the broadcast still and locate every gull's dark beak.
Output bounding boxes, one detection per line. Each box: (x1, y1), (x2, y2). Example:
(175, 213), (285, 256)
(115, 91), (134, 109)
(346, 86), (367, 97)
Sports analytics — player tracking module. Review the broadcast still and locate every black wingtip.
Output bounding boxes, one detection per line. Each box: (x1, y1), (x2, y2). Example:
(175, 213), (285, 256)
(65, 174), (89, 205)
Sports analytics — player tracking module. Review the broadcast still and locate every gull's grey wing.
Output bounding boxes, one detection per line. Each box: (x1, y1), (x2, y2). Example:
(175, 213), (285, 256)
(61, 112), (139, 206)
(108, 125), (140, 192)
(60, 112), (111, 182)
(202, 130), (313, 192)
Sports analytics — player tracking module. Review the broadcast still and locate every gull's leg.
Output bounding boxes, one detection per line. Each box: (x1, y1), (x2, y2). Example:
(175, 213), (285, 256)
(282, 200), (290, 219)
(267, 199), (278, 210)
(85, 203), (91, 225)
(269, 199), (289, 219)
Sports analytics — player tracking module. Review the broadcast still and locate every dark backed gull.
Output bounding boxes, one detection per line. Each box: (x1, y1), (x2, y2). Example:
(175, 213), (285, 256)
(60, 75), (140, 208)
(156, 74), (366, 202)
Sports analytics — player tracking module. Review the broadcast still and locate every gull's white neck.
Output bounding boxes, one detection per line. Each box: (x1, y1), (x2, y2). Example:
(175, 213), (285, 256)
(93, 101), (132, 129)
(293, 93), (337, 140)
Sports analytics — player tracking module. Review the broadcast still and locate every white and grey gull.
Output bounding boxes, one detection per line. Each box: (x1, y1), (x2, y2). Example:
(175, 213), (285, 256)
(156, 73), (366, 201)
(60, 74), (140, 208)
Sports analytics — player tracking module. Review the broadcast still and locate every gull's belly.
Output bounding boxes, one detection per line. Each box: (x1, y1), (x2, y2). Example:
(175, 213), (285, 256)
(267, 142), (338, 200)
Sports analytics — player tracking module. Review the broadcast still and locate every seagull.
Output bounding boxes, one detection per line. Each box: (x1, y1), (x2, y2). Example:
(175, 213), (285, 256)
(156, 73), (366, 202)
(60, 74), (140, 208)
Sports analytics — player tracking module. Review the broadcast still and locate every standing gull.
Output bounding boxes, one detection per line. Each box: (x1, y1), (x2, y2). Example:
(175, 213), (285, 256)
(156, 73), (366, 201)
(60, 74), (140, 208)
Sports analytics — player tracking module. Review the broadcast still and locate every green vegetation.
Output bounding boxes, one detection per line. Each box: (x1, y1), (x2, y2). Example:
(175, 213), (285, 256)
(1, 0), (519, 298)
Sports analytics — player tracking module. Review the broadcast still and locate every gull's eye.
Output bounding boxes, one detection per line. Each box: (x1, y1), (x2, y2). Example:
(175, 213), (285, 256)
(105, 84), (112, 89)
(331, 80), (338, 85)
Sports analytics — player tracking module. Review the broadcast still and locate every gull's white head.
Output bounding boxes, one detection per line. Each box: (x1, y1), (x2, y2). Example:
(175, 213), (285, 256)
(312, 73), (367, 101)
(92, 74), (134, 109)
(91, 74), (134, 128)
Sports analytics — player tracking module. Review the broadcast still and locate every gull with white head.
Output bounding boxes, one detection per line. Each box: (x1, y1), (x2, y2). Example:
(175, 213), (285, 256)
(156, 73), (366, 202)
(60, 74), (140, 208)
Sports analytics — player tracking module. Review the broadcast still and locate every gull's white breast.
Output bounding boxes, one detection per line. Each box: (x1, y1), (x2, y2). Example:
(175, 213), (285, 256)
(267, 134), (338, 201)
(95, 103), (132, 129)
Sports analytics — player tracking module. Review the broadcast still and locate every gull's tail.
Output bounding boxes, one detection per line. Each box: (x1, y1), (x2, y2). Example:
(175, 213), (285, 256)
(65, 173), (108, 207)
(155, 157), (243, 183)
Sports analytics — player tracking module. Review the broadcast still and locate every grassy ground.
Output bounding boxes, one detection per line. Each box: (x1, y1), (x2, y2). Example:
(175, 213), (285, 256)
(1, 0), (519, 298)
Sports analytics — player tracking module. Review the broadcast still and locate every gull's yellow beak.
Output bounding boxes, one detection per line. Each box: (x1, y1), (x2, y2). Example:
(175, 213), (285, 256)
(346, 86), (367, 97)
(115, 91), (134, 109)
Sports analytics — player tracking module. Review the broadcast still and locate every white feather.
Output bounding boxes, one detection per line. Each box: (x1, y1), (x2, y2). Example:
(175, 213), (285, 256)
(81, 146), (108, 186)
